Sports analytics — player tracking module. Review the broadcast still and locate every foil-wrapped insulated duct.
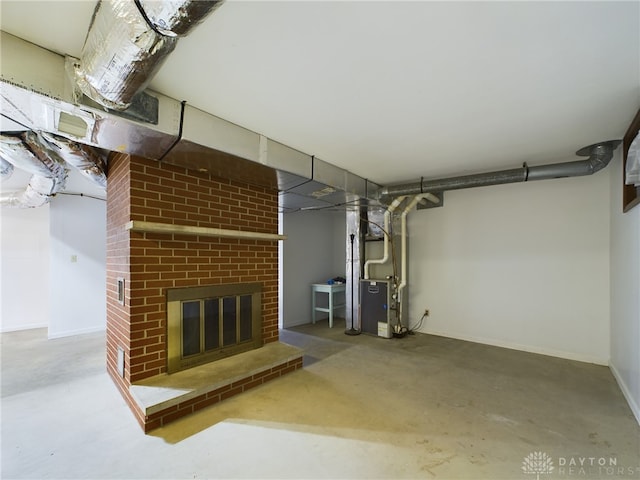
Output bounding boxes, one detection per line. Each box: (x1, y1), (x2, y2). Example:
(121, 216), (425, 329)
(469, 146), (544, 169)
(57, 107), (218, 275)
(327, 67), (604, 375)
(0, 132), (68, 208)
(6, 176), (61, 209)
(74, 0), (223, 111)
(0, 155), (15, 179)
(138, 0), (224, 37)
(74, 0), (178, 110)
(1, 132), (68, 179)
(41, 132), (108, 189)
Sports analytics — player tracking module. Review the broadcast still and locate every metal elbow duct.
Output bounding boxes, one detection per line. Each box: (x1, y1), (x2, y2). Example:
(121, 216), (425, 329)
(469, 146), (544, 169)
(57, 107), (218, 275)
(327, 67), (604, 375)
(0, 132), (68, 208)
(527, 141), (619, 181)
(1, 132), (68, 179)
(2, 176), (63, 209)
(74, 0), (223, 111)
(379, 140), (621, 201)
(27, 176), (62, 203)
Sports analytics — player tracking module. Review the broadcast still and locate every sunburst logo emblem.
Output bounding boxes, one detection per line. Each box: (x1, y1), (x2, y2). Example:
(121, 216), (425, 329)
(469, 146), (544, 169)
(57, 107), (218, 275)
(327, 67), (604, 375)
(522, 451), (554, 480)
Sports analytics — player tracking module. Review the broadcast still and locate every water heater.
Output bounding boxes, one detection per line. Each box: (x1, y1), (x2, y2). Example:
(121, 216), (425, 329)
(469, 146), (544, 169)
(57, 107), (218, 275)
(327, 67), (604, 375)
(359, 280), (392, 338)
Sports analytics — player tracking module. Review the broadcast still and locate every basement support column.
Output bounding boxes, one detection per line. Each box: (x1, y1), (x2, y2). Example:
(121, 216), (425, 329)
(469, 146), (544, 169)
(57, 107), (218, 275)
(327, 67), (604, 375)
(346, 202), (364, 331)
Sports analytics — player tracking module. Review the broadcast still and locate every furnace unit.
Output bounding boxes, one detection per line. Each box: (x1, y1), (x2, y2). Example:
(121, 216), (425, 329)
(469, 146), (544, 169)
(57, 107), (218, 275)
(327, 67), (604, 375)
(360, 279), (392, 338)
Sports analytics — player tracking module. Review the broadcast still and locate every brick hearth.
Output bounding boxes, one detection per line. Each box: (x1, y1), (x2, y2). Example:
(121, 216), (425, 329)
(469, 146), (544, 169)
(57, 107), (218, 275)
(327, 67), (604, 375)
(131, 342), (302, 432)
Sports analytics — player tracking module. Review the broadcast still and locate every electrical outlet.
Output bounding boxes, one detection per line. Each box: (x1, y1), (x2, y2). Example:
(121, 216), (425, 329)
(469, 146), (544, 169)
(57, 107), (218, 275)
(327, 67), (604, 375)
(424, 309), (430, 317)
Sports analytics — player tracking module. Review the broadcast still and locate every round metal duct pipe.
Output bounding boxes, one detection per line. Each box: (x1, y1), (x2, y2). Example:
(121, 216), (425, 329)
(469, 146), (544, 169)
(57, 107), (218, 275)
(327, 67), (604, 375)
(41, 132), (108, 189)
(137, 0), (224, 37)
(379, 140), (621, 201)
(0, 155), (15, 179)
(0, 131), (69, 208)
(74, 0), (224, 111)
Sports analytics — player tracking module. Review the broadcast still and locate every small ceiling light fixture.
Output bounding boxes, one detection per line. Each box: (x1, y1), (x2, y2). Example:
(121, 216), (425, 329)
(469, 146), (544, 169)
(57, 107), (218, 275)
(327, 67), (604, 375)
(311, 186), (336, 198)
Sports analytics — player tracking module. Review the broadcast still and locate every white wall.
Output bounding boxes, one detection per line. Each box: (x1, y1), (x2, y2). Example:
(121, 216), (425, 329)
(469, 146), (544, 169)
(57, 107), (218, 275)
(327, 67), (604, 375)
(408, 171), (611, 365)
(0, 205), (51, 332)
(48, 195), (106, 338)
(281, 209), (345, 328)
(609, 150), (640, 424)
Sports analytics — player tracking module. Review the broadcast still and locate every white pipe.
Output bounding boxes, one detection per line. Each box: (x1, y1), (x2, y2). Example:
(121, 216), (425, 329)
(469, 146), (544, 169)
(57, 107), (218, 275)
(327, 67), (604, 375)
(397, 193), (439, 327)
(363, 196), (406, 279)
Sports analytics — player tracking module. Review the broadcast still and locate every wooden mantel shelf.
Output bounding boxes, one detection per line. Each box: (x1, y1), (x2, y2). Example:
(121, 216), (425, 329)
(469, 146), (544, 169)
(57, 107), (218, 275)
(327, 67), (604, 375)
(125, 220), (287, 241)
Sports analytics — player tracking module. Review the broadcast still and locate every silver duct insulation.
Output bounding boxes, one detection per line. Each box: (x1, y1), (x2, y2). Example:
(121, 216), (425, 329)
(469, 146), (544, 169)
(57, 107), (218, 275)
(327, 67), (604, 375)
(1, 31), (378, 211)
(379, 140), (621, 200)
(74, 0), (178, 110)
(3, 176), (60, 209)
(0, 132), (68, 208)
(138, 0), (224, 37)
(74, 0), (222, 111)
(1, 132), (67, 178)
(41, 132), (107, 189)
(0, 156), (14, 178)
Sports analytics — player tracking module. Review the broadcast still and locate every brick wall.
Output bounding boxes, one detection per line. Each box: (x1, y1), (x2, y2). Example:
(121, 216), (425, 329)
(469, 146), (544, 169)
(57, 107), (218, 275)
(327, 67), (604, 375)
(106, 154), (280, 396)
(143, 357), (303, 432)
(106, 153), (133, 402)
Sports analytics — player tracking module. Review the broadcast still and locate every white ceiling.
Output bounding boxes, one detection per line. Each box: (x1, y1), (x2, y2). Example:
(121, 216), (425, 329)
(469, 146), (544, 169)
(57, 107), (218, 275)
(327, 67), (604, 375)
(1, 0), (639, 187)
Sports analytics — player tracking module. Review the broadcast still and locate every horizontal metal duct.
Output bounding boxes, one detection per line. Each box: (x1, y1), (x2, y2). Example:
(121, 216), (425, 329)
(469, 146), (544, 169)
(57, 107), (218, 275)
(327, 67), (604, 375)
(3, 26), (615, 211)
(0, 31), (378, 211)
(0, 32), (183, 158)
(380, 140), (621, 202)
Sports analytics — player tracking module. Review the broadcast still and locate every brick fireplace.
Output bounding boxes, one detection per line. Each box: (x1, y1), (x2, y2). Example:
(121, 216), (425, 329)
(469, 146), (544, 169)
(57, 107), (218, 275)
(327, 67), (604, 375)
(106, 153), (302, 432)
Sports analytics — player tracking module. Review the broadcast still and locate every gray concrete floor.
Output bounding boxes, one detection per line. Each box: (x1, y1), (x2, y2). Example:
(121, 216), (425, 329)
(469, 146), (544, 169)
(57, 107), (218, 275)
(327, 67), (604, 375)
(1, 322), (639, 479)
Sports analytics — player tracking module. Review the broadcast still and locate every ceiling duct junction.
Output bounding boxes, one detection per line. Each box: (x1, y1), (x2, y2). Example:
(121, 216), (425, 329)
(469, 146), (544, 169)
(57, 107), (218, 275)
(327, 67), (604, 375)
(0, 130), (107, 208)
(1, 29), (378, 211)
(0, 0), (620, 213)
(0, 131), (68, 208)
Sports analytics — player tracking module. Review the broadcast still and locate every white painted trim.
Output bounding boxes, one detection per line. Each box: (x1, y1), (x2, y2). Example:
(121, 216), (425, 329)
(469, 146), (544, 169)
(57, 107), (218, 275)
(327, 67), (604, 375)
(609, 362), (640, 426)
(0, 322), (48, 333)
(423, 328), (609, 366)
(47, 326), (106, 340)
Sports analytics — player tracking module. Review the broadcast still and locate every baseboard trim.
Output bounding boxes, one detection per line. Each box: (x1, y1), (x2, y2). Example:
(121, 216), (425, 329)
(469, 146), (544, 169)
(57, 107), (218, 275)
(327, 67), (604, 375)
(423, 328), (609, 366)
(47, 325), (106, 339)
(0, 323), (47, 333)
(609, 362), (640, 426)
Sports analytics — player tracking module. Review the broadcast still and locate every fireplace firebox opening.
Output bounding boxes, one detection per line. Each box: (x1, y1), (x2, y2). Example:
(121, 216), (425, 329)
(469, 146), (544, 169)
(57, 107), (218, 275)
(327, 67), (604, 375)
(167, 283), (263, 373)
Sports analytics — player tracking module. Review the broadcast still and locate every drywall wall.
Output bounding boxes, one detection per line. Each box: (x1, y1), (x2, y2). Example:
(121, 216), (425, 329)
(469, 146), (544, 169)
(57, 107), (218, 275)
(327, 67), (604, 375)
(0, 205), (51, 332)
(408, 169), (610, 365)
(281, 209), (345, 328)
(609, 149), (640, 425)
(48, 194), (106, 338)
